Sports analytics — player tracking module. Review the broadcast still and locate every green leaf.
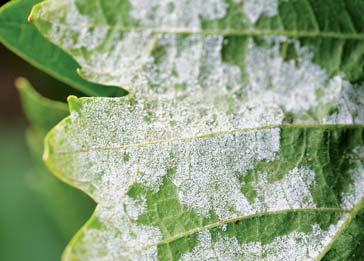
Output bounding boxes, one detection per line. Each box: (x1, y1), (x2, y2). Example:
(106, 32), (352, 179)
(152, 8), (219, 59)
(0, 126), (65, 261)
(30, 0), (364, 90)
(44, 97), (364, 260)
(29, 0), (364, 260)
(16, 78), (95, 240)
(0, 0), (126, 97)
(17, 77), (69, 133)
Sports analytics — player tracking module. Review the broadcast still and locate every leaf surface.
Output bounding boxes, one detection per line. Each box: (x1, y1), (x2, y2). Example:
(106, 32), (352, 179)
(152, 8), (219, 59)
(45, 96), (364, 260)
(31, 0), (364, 260)
(30, 0), (364, 89)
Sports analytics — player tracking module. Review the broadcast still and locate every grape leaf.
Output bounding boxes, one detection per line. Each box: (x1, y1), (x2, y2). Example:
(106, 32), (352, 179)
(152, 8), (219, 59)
(29, 0), (364, 260)
(45, 96), (364, 260)
(30, 0), (364, 89)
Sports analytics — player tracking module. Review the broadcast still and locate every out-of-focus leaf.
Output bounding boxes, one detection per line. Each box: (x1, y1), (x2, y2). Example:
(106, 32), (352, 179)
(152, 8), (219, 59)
(17, 77), (69, 132)
(16, 78), (95, 240)
(0, 126), (64, 261)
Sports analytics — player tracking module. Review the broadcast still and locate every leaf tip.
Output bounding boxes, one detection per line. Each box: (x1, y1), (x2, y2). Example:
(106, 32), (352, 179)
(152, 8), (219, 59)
(68, 95), (82, 114)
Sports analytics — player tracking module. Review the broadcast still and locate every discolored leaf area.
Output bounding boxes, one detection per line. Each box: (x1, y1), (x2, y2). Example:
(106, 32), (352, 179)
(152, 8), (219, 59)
(14, 0), (364, 260)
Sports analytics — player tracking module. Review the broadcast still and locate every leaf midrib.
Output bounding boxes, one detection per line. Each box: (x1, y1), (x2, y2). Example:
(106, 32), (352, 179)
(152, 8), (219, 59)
(48, 123), (364, 155)
(124, 207), (349, 255)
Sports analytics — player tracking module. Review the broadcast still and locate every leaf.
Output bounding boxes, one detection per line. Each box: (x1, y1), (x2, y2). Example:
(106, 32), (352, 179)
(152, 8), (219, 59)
(16, 78), (95, 240)
(30, 0), (364, 90)
(17, 77), (69, 133)
(0, 126), (65, 261)
(44, 97), (364, 260)
(30, 0), (364, 260)
(0, 0), (126, 97)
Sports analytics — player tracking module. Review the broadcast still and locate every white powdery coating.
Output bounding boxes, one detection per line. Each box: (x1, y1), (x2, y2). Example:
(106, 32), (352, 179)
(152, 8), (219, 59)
(246, 39), (363, 123)
(242, 0), (279, 23)
(74, 199), (162, 261)
(174, 161), (318, 220)
(172, 128), (280, 219)
(341, 146), (364, 209)
(38, 0), (108, 50)
(252, 167), (316, 212)
(80, 32), (155, 89)
(57, 97), (284, 154)
(57, 107), (321, 221)
(37, 1), (363, 124)
(246, 39), (325, 114)
(323, 80), (364, 124)
(130, 0), (228, 29)
(55, 126), (281, 213)
(182, 217), (346, 261)
(83, 34), (244, 99)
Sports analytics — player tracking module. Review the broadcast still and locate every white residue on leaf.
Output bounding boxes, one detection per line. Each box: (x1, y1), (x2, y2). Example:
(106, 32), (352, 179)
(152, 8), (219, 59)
(241, 0), (279, 23)
(182, 217), (346, 260)
(37, 0), (108, 50)
(57, 105), (320, 220)
(322, 79), (364, 124)
(252, 167), (316, 212)
(130, 0), (228, 29)
(75, 199), (162, 261)
(341, 146), (364, 209)
(246, 39), (325, 114)
(245, 38), (363, 124)
(37, 0), (363, 124)
(171, 129), (281, 219)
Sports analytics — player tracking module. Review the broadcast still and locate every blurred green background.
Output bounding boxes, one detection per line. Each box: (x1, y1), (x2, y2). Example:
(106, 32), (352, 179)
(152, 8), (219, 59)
(0, 1), (94, 260)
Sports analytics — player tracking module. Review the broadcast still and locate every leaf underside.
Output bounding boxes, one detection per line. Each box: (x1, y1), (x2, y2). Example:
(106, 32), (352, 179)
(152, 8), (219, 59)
(16, 0), (364, 260)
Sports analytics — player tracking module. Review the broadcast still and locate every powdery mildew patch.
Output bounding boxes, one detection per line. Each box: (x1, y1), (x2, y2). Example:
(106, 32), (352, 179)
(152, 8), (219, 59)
(35, 0), (363, 125)
(252, 167), (316, 212)
(35, 0), (364, 259)
(37, 0), (108, 50)
(182, 217), (346, 261)
(240, 0), (279, 23)
(341, 146), (364, 209)
(74, 198), (162, 260)
(130, 0), (228, 29)
(245, 39), (364, 122)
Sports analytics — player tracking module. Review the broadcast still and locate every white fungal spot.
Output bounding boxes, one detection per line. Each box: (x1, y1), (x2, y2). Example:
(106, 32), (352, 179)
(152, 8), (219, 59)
(322, 79), (364, 124)
(36, 1), (363, 125)
(75, 199), (162, 261)
(171, 129), (280, 219)
(182, 217), (346, 261)
(37, 0), (108, 50)
(130, 0), (228, 29)
(241, 0), (279, 23)
(252, 167), (316, 212)
(341, 146), (364, 209)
